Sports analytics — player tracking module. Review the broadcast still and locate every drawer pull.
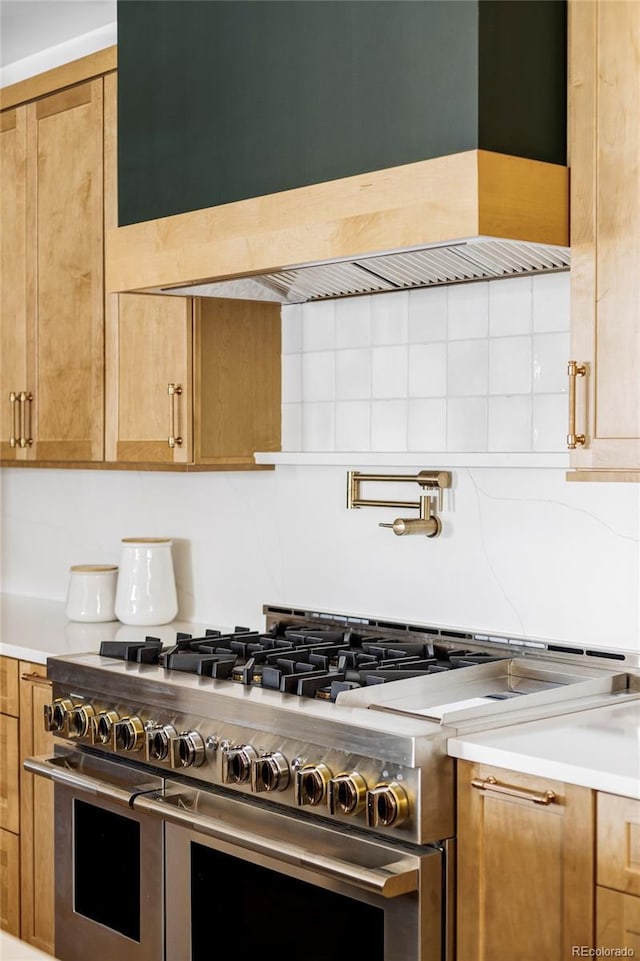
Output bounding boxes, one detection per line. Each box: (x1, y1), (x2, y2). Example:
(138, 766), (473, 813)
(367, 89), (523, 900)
(471, 775), (556, 806)
(20, 672), (51, 686)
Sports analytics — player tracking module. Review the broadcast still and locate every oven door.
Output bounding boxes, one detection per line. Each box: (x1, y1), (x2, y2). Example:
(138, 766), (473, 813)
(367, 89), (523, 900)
(135, 780), (450, 961)
(24, 748), (164, 961)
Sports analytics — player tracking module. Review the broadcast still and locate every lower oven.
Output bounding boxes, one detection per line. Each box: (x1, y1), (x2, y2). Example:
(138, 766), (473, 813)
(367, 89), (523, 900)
(25, 748), (165, 961)
(26, 750), (452, 961)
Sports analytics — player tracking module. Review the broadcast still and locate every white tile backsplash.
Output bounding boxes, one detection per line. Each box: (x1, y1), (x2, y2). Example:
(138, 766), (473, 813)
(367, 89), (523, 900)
(281, 354), (302, 403)
(336, 348), (371, 401)
(302, 351), (335, 402)
(488, 395), (532, 451)
(489, 276), (532, 336)
(447, 397), (488, 450)
(533, 332), (570, 393)
(371, 345), (408, 399)
(371, 399), (408, 450)
(489, 336), (532, 395)
(408, 286), (448, 343)
(448, 282), (489, 339)
(408, 398), (447, 450)
(533, 272), (570, 332)
(408, 342), (447, 397)
(282, 272), (571, 454)
(447, 339), (489, 396)
(335, 401), (371, 451)
(372, 291), (408, 344)
(302, 300), (336, 351)
(281, 403), (302, 451)
(336, 295), (372, 348)
(302, 402), (335, 450)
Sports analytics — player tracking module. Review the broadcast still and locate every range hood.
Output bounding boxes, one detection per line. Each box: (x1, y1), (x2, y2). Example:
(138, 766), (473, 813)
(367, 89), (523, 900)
(106, 150), (569, 304)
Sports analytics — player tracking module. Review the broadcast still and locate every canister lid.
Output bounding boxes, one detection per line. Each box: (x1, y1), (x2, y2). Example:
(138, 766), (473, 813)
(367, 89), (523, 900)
(121, 537), (171, 543)
(69, 565), (118, 573)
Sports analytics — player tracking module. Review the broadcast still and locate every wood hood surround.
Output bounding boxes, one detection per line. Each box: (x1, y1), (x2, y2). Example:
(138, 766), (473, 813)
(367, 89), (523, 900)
(107, 0), (569, 301)
(105, 149), (569, 299)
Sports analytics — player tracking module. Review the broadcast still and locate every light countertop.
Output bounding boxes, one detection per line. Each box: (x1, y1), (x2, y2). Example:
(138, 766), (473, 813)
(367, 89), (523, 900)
(0, 592), (230, 664)
(448, 696), (640, 799)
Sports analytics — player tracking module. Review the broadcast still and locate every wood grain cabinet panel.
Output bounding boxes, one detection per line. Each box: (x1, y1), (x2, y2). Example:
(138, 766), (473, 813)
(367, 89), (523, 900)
(597, 793), (640, 897)
(19, 662), (54, 955)
(0, 827), (20, 936)
(568, 0), (640, 478)
(0, 657), (20, 717)
(0, 78), (105, 464)
(597, 887), (640, 954)
(0, 713), (20, 835)
(0, 109), (28, 462)
(456, 760), (594, 961)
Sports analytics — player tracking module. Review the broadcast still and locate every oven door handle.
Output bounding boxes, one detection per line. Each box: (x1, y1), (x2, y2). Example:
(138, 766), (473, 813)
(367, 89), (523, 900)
(23, 753), (138, 807)
(134, 792), (419, 898)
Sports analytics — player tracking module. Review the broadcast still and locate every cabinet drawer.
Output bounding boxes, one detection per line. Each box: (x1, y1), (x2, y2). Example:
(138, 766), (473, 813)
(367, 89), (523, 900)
(0, 713), (20, 834)
(0, 657), (19, 716)
(0, 826), (20, 936)
(597, 793), (640, 896)
(597, 886), (640, 953)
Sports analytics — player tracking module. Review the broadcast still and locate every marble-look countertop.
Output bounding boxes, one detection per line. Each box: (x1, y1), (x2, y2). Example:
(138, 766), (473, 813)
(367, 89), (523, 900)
(448, 697), (640, 799)
(0, 592), (230, 664)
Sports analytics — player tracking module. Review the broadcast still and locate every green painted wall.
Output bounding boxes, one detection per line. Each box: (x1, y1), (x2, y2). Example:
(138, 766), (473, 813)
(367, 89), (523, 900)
(117, 0), (566, 226)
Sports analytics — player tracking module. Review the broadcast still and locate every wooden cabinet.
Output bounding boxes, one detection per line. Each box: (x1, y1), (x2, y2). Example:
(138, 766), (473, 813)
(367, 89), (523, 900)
(0, 657), (20, 937)
(568, 0), (640, 480)
(105, 293), (281, 467)
(1, 53), (281, 472)
(456, 760), (594, 961)
(19, 663), (54, 954)
(0, 80), (105, 463)
(596, 793), (640, 952)
(0, 657), (54, 951)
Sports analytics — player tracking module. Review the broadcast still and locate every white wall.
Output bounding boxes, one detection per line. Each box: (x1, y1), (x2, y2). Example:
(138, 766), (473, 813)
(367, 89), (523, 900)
(2, 273), (639, 653)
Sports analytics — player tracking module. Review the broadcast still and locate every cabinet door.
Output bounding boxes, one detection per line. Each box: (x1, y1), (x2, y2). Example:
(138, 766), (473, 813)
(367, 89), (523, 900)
(569, 0), (640, 474)
(597, 888), (640, 954)
(0, 108), (29, 461)
(456, 760), (594, 961)
(0, 827), (20, 936)
(0, 657), (20, 717)
(0, 713), (20, 835)
(597, 793), (640, 897)
(194, 297), (281, 465)
(107, 292), (193, 463)
(19, 663), (54, 954)
(28, 79), (104, 462)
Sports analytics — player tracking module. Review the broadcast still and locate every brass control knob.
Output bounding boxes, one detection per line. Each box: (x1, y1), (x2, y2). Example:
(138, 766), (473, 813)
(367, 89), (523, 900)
(43, 698), (75, 733)
(170, 731), (205, 769)
(251, 752), (290, 793)
(112, 716), (144, 752)
(67, 704), (96, 739)
(91, 710), (120, 745)
(295, 763), (333, 807)
(222, 744), (258, 784)
(366, 781), (410, 829)
(146, 724), (177, 762)
(328, 771), (368, 816)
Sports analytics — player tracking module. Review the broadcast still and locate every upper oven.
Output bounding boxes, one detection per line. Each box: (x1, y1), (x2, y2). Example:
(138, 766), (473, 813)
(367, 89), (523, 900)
(135, 779), (452, 961)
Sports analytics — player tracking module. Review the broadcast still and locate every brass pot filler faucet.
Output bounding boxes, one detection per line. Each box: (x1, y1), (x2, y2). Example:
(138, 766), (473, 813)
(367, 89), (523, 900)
(346, 470), (452, 538)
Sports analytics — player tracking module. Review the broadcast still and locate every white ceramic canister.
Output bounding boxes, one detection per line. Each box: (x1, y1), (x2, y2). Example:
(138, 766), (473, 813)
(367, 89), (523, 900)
(114, 537), (178, 626)
(65, 565), (118, 622)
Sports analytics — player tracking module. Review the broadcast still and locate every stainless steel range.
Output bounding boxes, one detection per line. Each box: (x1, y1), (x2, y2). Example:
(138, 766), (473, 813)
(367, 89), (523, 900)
(26, 604), (640, 961)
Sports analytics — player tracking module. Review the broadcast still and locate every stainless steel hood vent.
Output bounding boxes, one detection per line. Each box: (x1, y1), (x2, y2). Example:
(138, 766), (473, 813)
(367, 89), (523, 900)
(156, 237), (570, 305)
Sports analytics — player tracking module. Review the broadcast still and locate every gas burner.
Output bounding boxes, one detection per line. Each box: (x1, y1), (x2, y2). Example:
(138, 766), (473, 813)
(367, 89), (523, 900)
(98, 623), (510, 700)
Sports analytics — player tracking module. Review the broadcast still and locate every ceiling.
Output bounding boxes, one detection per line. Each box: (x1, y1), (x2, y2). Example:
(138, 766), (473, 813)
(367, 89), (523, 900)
(0, 0), (116, 67)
